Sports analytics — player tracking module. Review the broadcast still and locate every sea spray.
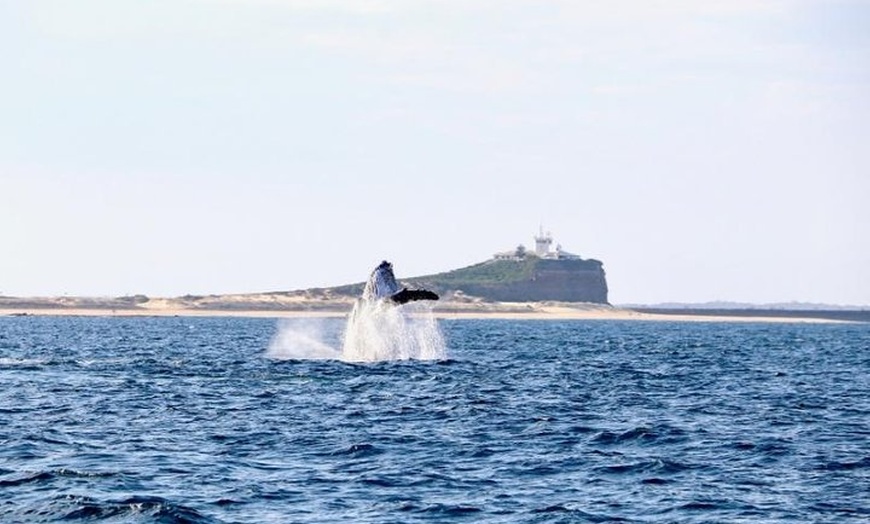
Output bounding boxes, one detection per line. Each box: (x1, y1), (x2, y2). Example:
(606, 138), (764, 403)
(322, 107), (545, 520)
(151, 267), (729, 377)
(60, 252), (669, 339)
(265, 318), (341, 360)
(266, 303), (446, 362)
(341, 300), (446, 362)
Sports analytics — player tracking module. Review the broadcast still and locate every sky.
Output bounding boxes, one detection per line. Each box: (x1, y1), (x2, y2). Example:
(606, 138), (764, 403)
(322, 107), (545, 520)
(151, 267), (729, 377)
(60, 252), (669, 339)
(1, 0), (868, 305)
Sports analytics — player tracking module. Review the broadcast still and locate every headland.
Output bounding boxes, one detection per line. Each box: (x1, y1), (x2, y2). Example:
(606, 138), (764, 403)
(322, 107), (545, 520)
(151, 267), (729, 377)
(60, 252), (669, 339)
(2, 229), (865, 323)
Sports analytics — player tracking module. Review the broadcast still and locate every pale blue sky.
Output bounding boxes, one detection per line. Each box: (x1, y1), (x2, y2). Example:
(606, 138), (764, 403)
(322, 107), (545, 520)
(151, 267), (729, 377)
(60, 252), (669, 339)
(1, 0), (868, 304)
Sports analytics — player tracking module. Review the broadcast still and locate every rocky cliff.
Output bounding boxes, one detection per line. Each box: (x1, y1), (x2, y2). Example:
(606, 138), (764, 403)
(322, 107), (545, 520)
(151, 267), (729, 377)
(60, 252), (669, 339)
(407, 256), (609, 304)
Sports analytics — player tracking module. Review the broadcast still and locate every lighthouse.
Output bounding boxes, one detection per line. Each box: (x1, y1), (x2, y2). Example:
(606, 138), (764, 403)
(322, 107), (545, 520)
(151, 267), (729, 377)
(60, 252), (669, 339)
(534, 226), (553, 257)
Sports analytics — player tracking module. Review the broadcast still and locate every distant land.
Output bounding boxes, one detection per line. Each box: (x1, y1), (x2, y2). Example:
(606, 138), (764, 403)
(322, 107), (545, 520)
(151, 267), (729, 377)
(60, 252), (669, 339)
(333, 228), (609, 304)
(625, 306), (870, 323)
(2, 295), (868, 323)
(1, 230), (606, 313)
(2, 230), (867, 322)
(617, 301), (870, 323)
(620, 301), (870, 311)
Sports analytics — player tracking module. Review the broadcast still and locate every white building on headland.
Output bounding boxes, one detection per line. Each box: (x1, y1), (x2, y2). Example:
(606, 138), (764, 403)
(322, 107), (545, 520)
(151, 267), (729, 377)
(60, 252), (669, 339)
(494, 227), (582, 260)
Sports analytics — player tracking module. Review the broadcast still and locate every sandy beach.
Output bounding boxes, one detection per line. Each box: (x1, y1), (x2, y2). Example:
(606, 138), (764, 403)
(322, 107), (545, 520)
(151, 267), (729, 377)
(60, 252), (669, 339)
(0, 304), (853, 323)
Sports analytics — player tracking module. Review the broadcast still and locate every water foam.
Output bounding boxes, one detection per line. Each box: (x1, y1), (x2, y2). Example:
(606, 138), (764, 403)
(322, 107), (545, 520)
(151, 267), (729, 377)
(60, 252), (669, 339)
(266, 301), (446, 362)
(265, 318), (342, 360)
(341, 300), (446, 362)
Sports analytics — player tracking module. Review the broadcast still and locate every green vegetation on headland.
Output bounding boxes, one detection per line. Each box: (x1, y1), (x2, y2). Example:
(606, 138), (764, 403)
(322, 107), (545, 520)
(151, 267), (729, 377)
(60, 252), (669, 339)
(411, 256), (609, 303)
(414, 258), (541, 286)
(326, 255), (608, 304)
(0, 254), (610, 313)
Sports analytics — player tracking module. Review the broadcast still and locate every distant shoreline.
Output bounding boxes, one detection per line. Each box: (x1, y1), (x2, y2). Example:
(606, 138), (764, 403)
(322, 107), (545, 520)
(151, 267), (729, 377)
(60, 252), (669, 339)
(1, 303), (863, 323)
(631, 307), (870, 324)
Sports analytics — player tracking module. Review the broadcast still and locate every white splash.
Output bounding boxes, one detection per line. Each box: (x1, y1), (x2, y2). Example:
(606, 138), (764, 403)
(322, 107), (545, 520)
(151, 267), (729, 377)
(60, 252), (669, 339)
(265, 318), (342, 360)
(266, 302), (446, 362)
(341, 300), (446, 362)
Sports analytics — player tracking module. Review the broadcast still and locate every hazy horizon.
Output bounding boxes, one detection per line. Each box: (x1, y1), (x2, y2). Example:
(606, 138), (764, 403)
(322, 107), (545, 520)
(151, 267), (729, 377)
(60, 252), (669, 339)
(2, 1), (868, 305)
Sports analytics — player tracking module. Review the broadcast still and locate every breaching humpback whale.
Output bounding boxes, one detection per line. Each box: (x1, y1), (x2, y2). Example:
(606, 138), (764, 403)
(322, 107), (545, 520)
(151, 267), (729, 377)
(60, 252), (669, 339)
(363, 260), (439, 305)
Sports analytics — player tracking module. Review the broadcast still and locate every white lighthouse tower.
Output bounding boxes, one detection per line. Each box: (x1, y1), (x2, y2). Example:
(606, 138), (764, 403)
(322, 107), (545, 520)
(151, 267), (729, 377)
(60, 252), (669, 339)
(534, 226), (553, 257)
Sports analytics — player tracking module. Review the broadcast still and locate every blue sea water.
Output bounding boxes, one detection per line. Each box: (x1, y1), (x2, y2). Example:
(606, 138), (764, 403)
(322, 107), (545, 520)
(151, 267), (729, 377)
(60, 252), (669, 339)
(1, 315), (868, 523)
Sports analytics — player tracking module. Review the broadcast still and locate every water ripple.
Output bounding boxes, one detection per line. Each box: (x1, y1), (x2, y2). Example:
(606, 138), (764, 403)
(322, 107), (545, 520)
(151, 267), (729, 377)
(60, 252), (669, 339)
(1, 316), (868, 522)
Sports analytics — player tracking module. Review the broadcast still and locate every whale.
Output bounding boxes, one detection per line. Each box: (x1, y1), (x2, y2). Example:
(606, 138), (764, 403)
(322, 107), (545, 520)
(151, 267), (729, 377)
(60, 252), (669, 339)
(342, 260), (445, 361)
(363, 260), (439, 305)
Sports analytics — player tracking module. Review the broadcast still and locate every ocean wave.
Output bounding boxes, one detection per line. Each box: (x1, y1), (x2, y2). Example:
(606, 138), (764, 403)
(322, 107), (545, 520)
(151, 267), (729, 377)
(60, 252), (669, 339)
(591, 424), (688, 446)
(60, 495), (219, 523)
(2, 316), (869, 523)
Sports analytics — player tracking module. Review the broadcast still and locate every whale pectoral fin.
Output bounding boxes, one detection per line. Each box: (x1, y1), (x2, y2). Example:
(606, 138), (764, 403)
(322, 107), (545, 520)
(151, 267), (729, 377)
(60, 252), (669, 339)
(389, 288), (439, 305)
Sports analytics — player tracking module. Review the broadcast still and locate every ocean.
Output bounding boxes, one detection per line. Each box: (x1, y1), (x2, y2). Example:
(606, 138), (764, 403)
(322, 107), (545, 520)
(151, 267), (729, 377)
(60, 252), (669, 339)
(1, 314), (868, 523)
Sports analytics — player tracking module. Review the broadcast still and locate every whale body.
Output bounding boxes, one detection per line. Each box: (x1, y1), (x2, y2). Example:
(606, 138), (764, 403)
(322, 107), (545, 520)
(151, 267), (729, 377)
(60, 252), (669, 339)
(342, 260), (445, 361)
(363, 261), (439, 305)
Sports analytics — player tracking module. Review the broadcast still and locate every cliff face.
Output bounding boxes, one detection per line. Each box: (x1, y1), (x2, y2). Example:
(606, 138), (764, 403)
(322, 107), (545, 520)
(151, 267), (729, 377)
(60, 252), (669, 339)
(461, 259), (608, 303)
(409, 257), (609, 304)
